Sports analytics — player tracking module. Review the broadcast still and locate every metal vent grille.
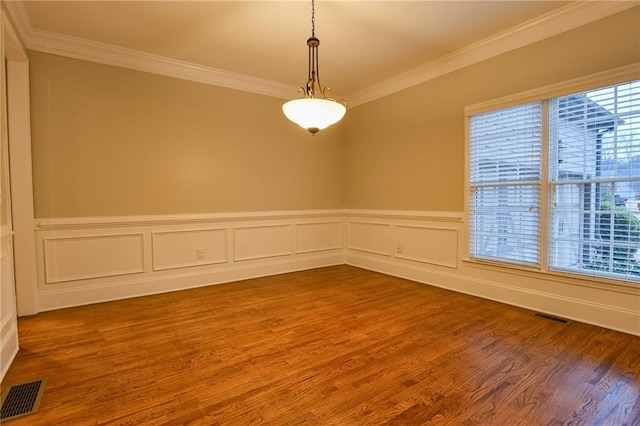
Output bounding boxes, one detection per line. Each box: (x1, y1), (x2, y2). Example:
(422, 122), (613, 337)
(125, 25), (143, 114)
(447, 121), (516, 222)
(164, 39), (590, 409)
(535, 312), (570, 324)
(0, 378), (47, 422)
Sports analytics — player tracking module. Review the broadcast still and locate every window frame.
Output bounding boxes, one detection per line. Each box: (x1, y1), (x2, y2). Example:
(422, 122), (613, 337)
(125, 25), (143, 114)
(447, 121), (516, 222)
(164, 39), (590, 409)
(469, 101), (544, 267)
(464, 63), (640, 290)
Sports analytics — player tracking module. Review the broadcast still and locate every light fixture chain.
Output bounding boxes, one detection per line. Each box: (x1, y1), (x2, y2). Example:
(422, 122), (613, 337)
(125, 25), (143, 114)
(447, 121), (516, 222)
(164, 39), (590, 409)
(311, 0), (315, 37)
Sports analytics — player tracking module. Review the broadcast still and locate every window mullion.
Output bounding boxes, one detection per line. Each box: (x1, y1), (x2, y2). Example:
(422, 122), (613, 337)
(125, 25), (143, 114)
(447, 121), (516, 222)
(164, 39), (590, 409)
(540, 99), (550, 271)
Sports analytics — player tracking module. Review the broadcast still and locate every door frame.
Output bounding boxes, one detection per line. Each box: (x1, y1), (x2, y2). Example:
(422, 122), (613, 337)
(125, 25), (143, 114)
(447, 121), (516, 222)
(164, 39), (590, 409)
(3, 10), (37, 316)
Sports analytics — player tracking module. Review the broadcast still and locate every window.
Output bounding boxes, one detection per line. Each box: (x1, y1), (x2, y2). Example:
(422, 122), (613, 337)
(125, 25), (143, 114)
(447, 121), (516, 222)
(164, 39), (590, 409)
(469, 103), (542, 266)
(469, 78), (640, 283)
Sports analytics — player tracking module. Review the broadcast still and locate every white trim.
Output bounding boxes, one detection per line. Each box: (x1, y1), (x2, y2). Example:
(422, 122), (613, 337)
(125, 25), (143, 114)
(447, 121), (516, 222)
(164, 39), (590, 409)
(0, 233), (19, 382)
(464, 67), (640, 291)
(37, 252), (344, 312)
(2, 0), (295, 99)
(0, 318), (18, 381)
(347, 221), (393, 256)
(348, 1), (640, 106)
(232, 224), (293, 262)
(35, 209), (346, 230)
(5, 42), (38, 316)
(5, 0), (637, 105)
(295, 221), (343, 254)
(346, 209), (463, 222)
(1, 1), (30, 40)
(151, 228), (229, 272)
(43, 233), (145, 284)
(0, 8), (38, 317)
(466, 62), (640, 116)
(395, 224), (459, 269)
(346, 251), (640, 337)
(28, 28), (296, 100)
(33, 211), (347, 310)
(462, 258), (640, 296)
(34, 210), (462, 231)
(28, 209), (640, 336)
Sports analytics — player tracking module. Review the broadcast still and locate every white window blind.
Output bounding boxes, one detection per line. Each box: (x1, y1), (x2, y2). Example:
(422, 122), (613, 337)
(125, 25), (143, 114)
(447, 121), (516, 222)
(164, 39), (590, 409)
(549, 81), (640, 281)
(469, 102), (542, 265)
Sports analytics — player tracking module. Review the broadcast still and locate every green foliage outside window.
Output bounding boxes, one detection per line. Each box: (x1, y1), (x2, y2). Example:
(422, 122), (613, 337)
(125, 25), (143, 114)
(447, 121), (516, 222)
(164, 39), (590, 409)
(586, 195), (640, 276)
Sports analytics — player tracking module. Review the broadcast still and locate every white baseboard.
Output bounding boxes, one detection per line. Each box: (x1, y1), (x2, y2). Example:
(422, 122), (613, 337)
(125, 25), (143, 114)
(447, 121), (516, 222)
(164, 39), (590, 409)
(1, 234), (20, 382)
(346, 252), (640, 336)
(38, 252), (344, 311)
(0, 317), (19, 382)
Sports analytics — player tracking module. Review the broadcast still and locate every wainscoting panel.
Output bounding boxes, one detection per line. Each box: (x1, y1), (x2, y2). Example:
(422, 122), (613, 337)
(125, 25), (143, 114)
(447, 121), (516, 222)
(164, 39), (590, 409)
(44, 233), (145, 283)
(33, 211), (345, 311)
(344, 210), (639, 336)
(29, 210), (639, 336)
(347, 221), (392, 256)
(233, 224), (292, 261)
(296, 221), (342, 254)
(396, 225), (458, 268)
(152, 228), (227, 271)
(1, 234), (19, 381)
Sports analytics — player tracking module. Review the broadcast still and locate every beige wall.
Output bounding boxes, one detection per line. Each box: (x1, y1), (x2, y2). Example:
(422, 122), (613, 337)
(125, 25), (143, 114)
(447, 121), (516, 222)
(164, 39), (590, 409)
(22, 7), (640, 334)
(29, 7), (639, 218)
(29, 52), (345, 218)
(344, 6), (640, 211)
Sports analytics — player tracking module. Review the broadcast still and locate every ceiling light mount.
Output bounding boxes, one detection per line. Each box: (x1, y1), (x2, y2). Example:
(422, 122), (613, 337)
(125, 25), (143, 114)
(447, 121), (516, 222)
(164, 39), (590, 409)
(282, 0), (347, 135)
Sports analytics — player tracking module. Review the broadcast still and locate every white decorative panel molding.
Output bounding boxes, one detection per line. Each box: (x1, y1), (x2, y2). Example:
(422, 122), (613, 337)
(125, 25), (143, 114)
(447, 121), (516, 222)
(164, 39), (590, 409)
(1, 236), (19, 381)
(233, 224), (292, 261)
(25, 209), (640, 335)
(347, 221), (392, 256)
(44, 234), (144, 283)
(1, 239), (16, 316)
(296, 221), (342, 254)
(33, 212), (342, 310)
(152, 228), (227, 271)
(396, 225), (458, 268)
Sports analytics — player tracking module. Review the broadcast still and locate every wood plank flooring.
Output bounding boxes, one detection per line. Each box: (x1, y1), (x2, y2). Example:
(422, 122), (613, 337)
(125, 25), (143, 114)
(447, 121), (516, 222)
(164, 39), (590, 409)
(2, 265), (639, 425)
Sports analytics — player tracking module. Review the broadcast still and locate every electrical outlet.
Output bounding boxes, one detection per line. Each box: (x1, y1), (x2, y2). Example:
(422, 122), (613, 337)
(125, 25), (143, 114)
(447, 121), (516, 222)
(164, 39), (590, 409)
(396, 244), (403, 254)
(196, 248), (205, 260)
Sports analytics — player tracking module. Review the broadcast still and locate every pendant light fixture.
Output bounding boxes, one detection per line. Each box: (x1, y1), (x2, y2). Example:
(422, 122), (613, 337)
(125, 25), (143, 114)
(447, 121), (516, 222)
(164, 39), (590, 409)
(282, 0), (347, 135)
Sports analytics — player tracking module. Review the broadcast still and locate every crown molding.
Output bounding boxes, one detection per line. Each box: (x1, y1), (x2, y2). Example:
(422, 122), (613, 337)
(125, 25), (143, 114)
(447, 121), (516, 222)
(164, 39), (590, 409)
(2, 0), (296, 100)
(346, 1), (640, 107)
(2, 0), (30, 38)
(30, 28), (296, 99)
(4, 0), (639, 106)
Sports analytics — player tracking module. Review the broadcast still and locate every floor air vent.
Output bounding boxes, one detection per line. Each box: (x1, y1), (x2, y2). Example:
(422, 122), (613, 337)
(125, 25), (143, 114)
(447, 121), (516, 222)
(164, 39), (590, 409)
(534, 312), (570, 324)
(0, 378), (47, 422)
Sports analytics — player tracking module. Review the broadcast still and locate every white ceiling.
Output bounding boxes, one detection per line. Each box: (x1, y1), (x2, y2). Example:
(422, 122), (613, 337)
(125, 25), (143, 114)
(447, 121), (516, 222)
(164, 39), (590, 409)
(5, 1), (638, 105)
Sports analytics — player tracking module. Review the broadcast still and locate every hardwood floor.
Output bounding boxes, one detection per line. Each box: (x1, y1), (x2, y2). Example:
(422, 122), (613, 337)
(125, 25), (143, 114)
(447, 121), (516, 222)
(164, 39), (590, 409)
(2, 265), (639, 425)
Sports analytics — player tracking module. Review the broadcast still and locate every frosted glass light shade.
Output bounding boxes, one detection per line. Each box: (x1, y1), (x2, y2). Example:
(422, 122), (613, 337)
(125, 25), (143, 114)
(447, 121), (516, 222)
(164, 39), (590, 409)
(282, 98), (346, 134)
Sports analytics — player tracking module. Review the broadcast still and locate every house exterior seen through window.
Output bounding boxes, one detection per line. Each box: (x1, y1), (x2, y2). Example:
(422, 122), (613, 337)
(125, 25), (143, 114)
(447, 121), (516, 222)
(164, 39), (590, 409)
(469, 79), (640, 283)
